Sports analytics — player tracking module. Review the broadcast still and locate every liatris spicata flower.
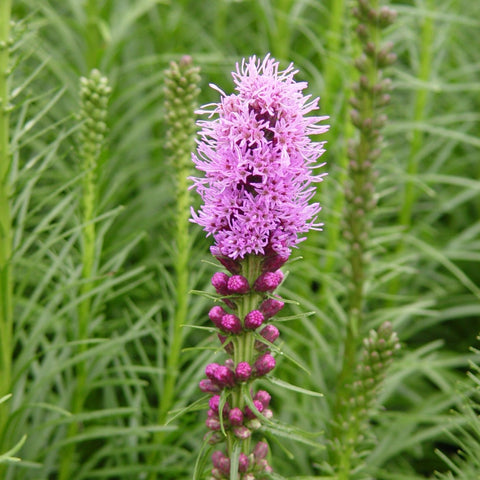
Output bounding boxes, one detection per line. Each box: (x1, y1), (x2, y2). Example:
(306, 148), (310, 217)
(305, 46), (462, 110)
(191, 54), (328, 479)
(191, 53), (328, 261)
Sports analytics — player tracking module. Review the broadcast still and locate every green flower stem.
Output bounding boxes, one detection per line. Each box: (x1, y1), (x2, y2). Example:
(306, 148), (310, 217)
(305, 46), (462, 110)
(227, 255), (263, 458)
(148, 57), (200, 479)
(58, 139), (97, 480)
(157, 161), (191, 427)
(331, 1), (397, 475)
(0, 0), (12, 457)
(85, 0), (103, 70)
(59, 70), (109, 480)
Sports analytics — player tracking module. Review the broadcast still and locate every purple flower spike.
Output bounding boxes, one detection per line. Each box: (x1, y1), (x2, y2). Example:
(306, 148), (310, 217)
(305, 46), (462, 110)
(254, 353), (276, 376)
(227, 275), (250, 294)
(191, 54), (329, 260)
(244, 310), (264, 330)
(220, 313), (242, 334)
(254, 271), (283, 292)
(212, 272), (230, 295)
(259, 298), (284, 318)
(235, 361), (252, 382)
(209, 305), (226, 328)
(228, 407), (244, 426)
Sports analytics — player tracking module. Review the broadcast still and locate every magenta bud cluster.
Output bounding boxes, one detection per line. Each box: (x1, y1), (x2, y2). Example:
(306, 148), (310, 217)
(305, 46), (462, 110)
(200, 263), (284, 478)
(204, 388), (273, 442)
(211, 441), (272, 480)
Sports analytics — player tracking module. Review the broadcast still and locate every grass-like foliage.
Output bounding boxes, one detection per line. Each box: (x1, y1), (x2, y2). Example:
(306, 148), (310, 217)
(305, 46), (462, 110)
(1, 0), (479, 479)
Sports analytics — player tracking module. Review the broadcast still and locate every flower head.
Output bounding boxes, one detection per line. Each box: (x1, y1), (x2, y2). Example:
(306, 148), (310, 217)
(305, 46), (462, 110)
(191, 54), (328, 259)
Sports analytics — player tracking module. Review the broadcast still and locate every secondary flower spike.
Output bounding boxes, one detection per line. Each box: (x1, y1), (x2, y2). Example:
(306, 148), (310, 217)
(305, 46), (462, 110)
(191, 54), (329, 260)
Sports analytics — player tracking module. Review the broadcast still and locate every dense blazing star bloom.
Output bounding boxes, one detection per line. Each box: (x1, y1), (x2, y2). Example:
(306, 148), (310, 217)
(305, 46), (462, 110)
(191, 54), (329, 260)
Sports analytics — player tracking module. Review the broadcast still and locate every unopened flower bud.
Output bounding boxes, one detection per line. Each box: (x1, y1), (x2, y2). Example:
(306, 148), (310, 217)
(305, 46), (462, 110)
(235, 362), (252, 382)
(254, 353), (276, 376)
(206, 416), (221, 431)
(244, 400), (264, 419)
(233, 425), (251, 439)
(262, 408), (273, 419)
(253, 441), (269, 460)
(209, 306), (226, 328)
(238, 453), (250, 473)
(257, 458), (273, 473)
(205, 363), (220, 381)
(215, 255), (241, 274)
(220, 314), (242, 334)
(212, 272), (230, 295)
(246, 418), (262, 431)
(228, 407), (244, 426)
(244, 310), (264, 329)
(227, 275), (250, 294)
(212, 451), (230, 476)
(214, 365), (235, 388)
(262, 253), (289, 272)
(254, 390), (271, 408)
(199, 379), (221, 394)
(254, 271), (283, 292)
(259, 298), (284, 318)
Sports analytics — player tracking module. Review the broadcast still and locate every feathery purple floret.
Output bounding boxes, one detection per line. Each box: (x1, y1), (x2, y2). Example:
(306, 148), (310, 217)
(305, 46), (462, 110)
(191, 54), (329, 260)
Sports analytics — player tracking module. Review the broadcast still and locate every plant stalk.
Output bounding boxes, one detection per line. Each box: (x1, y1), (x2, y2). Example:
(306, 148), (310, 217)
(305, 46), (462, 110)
(0, 0), (12, 457)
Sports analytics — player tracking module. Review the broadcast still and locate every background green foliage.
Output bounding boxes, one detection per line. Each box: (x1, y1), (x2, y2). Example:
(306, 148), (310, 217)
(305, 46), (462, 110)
(2, 0), (480, 478)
